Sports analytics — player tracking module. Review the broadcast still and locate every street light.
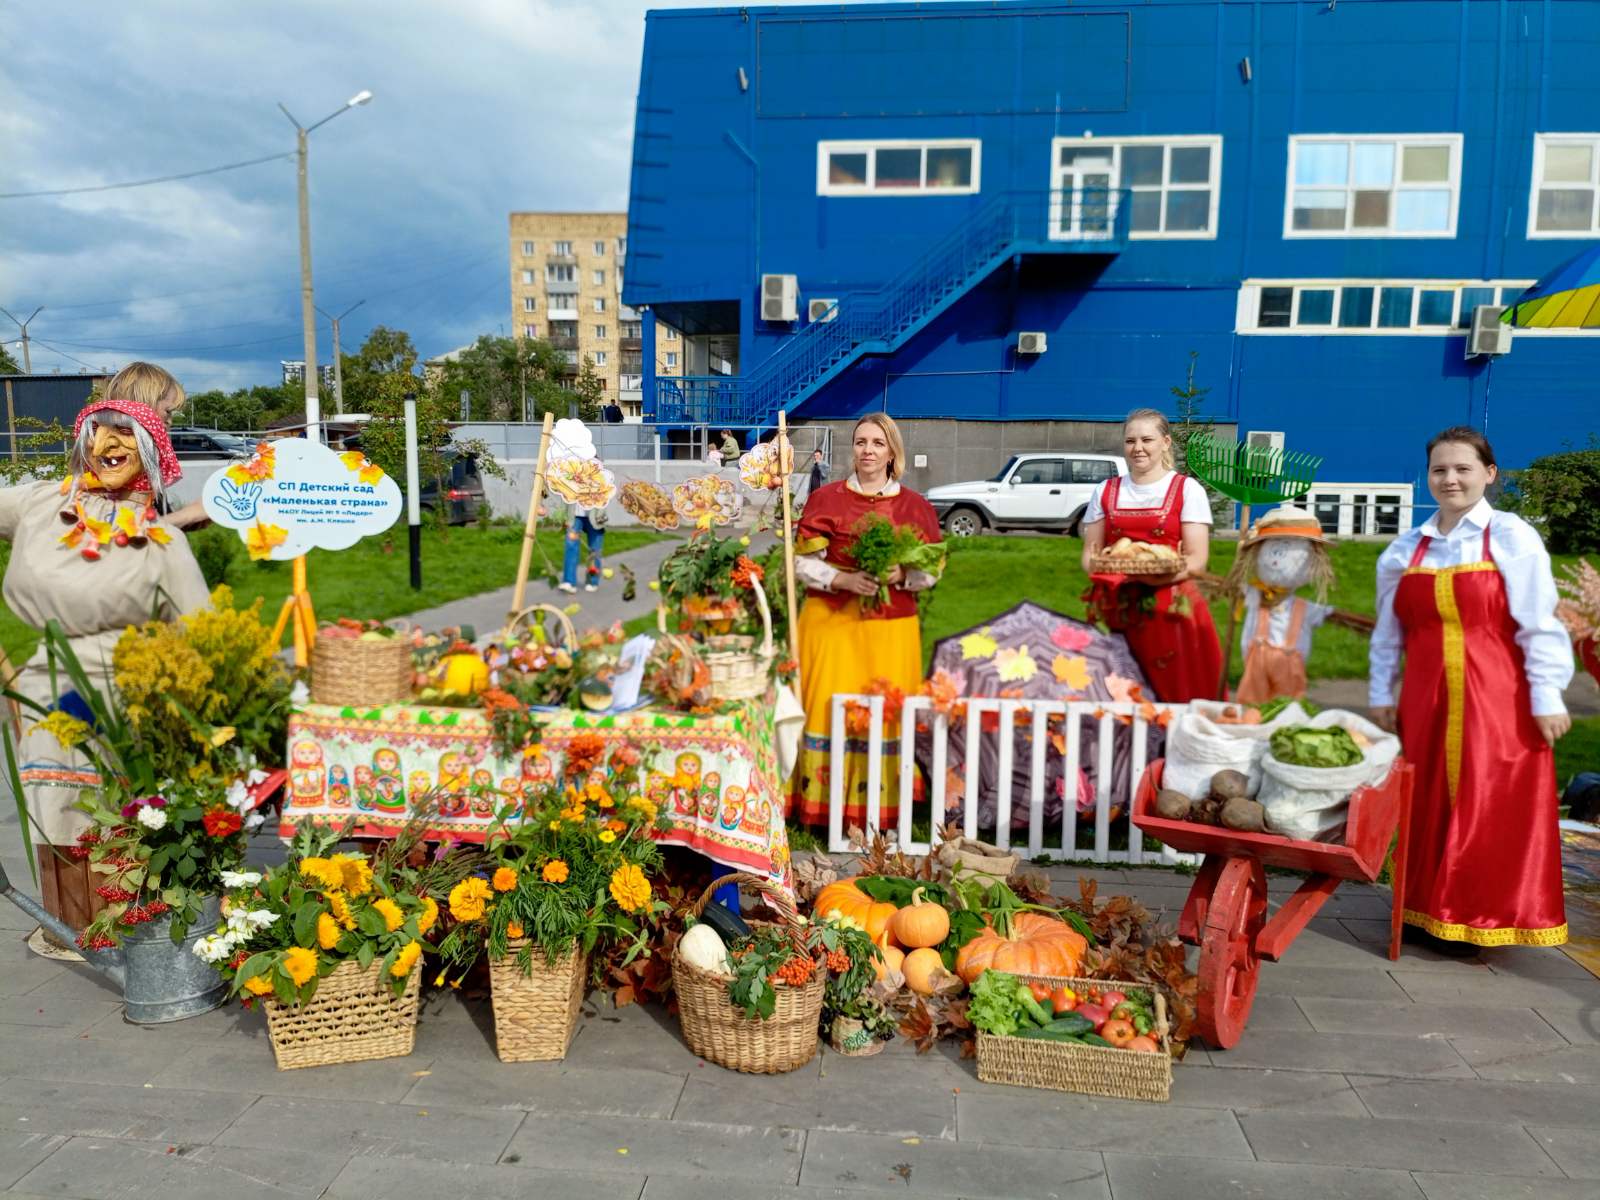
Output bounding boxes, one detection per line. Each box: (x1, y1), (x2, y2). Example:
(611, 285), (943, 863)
(278, 90), (373, 444)
(315, 299), (365, 417)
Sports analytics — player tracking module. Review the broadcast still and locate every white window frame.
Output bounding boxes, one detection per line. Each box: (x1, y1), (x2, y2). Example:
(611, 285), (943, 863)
(1048, 135), (1223, 240)
(522, 296), (536, 312)
(1528, 133), (1600, 238)
(1284, 134), (1463, 239)
(816, 138), (982, 197)
(546, 264), (576, 283)
(520, 240), (534, 256)
(1234, 278), (1600, 336)
(553, 240), (573, 256)
(593, 297), (607, 313)
(594, 350), (608, 366)
(523, 323), (537, 338)
(593, 241), (606, 256)
(520, 269), (534, 285)
(592, 269), (605, 285)
(664, 351), (678, 368)
(594, 324), (608, 339)
(663, 326), (678, 340)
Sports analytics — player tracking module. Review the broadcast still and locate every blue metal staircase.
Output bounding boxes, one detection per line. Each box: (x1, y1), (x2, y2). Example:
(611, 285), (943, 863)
(656, 187), (1131, 427)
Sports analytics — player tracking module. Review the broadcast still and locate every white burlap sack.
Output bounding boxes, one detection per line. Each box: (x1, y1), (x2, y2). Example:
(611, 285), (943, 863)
(1258, 710), (1400, 842)
(1162, 701), (1312, 800)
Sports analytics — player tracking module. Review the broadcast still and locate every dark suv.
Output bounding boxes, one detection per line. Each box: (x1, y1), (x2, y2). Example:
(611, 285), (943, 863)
(420, 451), (486, 525)
(168, 428), (254, 459)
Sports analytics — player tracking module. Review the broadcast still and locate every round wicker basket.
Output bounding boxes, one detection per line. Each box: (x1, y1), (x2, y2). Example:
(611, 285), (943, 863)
(502, 603), (578, 650)
(310, 631), (412, 708)
(658, 584), (774, 703)
(1087, 554), (1182, 577)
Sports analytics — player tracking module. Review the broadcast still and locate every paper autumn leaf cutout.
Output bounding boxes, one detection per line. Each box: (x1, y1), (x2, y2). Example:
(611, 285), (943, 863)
(994, 645), (1037, 682)
(1104, 673), (1139, 704)
(245, 521), (289, 561)
(1050, 623), (1093, 652)
(1051, 654), (1091, 690)
(226, 444), (276, 486)
(959, 629), (997, 660)
(339, 450), (385, 485)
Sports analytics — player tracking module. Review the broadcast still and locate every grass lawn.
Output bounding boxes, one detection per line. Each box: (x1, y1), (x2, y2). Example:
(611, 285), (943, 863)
(0, 523), (667, 665)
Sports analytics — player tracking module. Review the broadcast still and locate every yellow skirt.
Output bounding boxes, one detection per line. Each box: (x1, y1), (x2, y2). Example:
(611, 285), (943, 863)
(790, 595), (924, 830)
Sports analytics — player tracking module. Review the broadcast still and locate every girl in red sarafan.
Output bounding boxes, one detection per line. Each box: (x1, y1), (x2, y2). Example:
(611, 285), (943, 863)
(1080, 408), (1223, 702)
(1371, 427), (1573, 954)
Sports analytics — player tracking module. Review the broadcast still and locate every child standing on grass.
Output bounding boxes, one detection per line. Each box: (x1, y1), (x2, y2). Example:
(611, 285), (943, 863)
(559, 503), (607, 593)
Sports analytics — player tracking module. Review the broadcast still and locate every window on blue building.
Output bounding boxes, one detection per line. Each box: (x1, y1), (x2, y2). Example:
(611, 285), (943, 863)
(1456, 287), (1497, 329)
(1051, 136), (1220, 239)
(1378, 288), (1414, 328)
(1530, 134), (1600, 236)
(818, 140), (981, 196)
(1258, 288), (1293, 328)
(1287, 136), (1460, 238)
(1241, 279), (1570, 336)
(1417, 290), (1455, 326)
(1338, 288), (1374, 328)
(1296, 289), (1334, 326)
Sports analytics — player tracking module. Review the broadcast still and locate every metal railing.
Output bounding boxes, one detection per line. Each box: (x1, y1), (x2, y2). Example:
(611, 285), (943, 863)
(655, 187), (1130, 425)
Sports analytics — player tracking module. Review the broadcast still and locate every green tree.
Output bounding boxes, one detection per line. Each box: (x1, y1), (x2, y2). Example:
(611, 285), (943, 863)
(571, 356), (605, 423)
(0, 345), (19, 374)
(1168, 350), (1232, 524)
(340, 326), (421, 413)
(435, 334), (569, 421)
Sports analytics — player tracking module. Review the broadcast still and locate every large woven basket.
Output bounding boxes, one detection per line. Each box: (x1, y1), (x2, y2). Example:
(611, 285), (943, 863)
(487, 943), (587, 1062)
(976, 975), (1172, 1102)
(311, 632), (412, 708)
(262, 960), (421, 1071)
(502, 603), (578, 650)
(672, 872), (822, 1074)
(659, 582), (774, 703)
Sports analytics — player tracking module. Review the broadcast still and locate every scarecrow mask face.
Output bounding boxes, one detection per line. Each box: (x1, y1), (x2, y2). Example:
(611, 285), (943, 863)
(1255, 538), (1318, 590)
(89, 420), (145, 490)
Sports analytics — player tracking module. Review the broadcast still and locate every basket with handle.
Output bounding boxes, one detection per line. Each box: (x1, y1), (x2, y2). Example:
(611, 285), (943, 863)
(658, 582), (774, 703)
(502, 603), (579, 651)
(975, 975), (1173, 1102)
(311, 623), (413, 708)
(671, 871), (823, 1074)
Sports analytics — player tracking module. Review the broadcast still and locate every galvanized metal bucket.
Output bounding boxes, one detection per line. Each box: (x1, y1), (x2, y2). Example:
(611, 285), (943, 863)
(120, 894), (229, 1024)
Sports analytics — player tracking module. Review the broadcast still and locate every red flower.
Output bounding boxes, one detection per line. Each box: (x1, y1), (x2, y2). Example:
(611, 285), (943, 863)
(564, 732), (607, 778)
(202, 808), (243, 838)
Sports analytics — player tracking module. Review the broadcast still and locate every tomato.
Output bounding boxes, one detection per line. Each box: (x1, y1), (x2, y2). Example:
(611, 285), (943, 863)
(1099, 1018), (1137, 1048)
(1126, 1035), (1160, 1054)
(1075, 1003), (1110, 1029)
(1028, 981), (1053, 1004)
(1100, 990), (1127, 1008)
(1050, 986), (1077, 1014)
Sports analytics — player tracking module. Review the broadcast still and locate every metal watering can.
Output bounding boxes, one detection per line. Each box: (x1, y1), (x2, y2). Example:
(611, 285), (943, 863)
(0, 858), (229, 1023)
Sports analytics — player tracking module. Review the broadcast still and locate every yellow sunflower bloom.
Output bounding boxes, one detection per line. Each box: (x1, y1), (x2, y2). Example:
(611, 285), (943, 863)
(330, 892), (357, 931)
(298, 857), (345, 892)
(417, 896), (439, 935)
(283, 946), (318, 987)
(242, 975), (273, 996)
(608, 863), (651, 913)
(330, 854), (373, 897)
(316, 911), (342, 950)
(390, 940), (422, 979)
(373, 897), (405, 933)
(491, 867), (518, 893)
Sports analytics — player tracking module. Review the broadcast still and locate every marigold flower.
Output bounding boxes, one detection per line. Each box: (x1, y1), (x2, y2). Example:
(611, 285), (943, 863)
(373, 897), (405, 933)
(417, 896), (439, 935)
(608, 863), (650, 913)
(448, 877), (492, 923)
(542, 860), (569, 884)
(491, 867), (518, 892)
(282, 946), (318, 987)
(316, 911), (342, 950)
(564, 731), (606, 777)
(330, 854), (373, 897)
(506, 921), (525, 940)
(298, 857), (345, 892)
(242, 975), (273, 996)
(390, 940), (422, 979)
(598, 830), (617, 844)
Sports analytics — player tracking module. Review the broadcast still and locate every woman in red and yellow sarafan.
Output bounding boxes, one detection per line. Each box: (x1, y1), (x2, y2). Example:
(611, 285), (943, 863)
(789, 415), (940, 832)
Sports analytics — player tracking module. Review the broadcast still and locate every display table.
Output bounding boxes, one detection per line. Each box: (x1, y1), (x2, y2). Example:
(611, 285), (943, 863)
(279, 699), (792, 889)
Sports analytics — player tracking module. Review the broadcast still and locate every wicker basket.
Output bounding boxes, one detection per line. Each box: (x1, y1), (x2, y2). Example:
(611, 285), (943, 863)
(311, 631), (412, 708)
(502, 603), (578, 651)
(658, 583), (774, 703)
(1087, 554), (1182, 577)
(976, 975), (1172, 1102)
(672, 872), (822, 1074)
(487, 944), (587, 1062)
(262, 960), (421, 1070)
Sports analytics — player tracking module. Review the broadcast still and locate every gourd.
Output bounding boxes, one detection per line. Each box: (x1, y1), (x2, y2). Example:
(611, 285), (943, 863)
(873, 943), (905, 983)
(439, 651), (489, 698)
(901, 947), (946, 996)
(889, 887), (950, 950)
(812, 878), (899, 946)
(954, 912), (1088, 984)
(577, 674), (613, 712)
(677, 922), (732, 976)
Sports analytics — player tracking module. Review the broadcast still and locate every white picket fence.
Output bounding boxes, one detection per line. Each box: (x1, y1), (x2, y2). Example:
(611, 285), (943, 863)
(826, 694), (1192, 866)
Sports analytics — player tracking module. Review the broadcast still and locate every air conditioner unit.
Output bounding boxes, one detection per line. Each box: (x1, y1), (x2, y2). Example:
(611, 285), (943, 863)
(808, 297), (839, 323)
(1245, 430), (1285, 452)
(1466, 304), (1512, 358)
(761, 273), (798, 322)
(1016, 331), (1048, 355)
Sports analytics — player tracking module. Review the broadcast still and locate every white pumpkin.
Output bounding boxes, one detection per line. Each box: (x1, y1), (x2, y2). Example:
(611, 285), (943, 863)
(678, 922), (732, 976)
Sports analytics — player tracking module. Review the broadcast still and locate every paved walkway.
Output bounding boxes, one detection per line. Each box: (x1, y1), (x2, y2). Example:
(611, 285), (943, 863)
(1, 835), (1596, 1199)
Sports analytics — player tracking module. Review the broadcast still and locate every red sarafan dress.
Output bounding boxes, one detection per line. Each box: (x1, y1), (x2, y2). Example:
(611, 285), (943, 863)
(1086, 474), (1223, 702)
(1395, 528), (1567, 946)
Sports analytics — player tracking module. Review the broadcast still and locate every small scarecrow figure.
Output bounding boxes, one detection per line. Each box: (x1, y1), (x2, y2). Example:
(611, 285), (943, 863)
(1222, 505), (1368, 704)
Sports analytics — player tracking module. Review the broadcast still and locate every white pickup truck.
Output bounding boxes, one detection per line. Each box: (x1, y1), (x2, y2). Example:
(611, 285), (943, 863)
(927, 452), (1127, 537)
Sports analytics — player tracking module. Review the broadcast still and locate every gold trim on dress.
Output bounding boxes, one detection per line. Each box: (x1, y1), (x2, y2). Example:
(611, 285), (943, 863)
(1402, 560), (1496, 804)
(1403, 908), (1568, 947)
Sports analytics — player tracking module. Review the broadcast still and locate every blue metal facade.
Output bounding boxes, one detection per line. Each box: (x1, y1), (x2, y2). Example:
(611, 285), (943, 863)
(622, 0), (1600, 485)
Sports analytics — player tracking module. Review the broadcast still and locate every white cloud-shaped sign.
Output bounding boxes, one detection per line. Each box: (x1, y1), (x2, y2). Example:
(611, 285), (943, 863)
(550, 417), (597, 462)
(201, 437), (403, 561)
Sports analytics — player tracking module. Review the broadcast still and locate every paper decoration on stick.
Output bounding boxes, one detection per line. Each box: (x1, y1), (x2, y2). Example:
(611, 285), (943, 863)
(547, 457), (617, 509)
(672, 474), (742, 529)
(620, 480), (680, 530)
(738, 437), (794, 491)
(201, 438), (402, 561)
(549, 417), (598, 462)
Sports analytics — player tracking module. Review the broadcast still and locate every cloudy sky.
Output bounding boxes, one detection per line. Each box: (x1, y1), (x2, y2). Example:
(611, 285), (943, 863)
(0, 1), (837, 394)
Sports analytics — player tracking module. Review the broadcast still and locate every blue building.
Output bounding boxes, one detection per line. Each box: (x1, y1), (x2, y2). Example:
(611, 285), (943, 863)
(622, 0), (1600, 532)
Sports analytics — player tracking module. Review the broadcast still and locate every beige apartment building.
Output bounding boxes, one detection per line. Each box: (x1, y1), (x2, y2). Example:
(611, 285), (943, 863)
(507, 212), (681, 418)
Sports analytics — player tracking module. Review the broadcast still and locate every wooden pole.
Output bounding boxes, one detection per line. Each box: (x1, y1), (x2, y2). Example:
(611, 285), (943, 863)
(290, 555), (310, 668)
(4, 379), (15, 462)
(509, 411), (556, 622)
(777, 412), (800, 665)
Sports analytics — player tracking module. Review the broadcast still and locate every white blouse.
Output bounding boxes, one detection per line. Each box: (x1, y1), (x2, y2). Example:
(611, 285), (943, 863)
(1242, 592), (1333, 657)
(1368, 499), (1573, 716)
(1084, 471), (1213, 526)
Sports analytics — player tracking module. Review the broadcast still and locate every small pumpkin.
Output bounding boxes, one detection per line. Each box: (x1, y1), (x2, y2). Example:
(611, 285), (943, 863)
(873, 943), (905, 983)
(813, 878), (899, 946)
(954, 912), (1088, 984)
(439, 650), (489, 698)
(677, 922), (732, 976)
(889, 886), (950, 950)
(901, 946), (946, 996)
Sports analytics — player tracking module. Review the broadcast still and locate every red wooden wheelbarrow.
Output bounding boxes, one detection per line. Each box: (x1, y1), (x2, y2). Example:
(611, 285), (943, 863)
(1130, 759), (1412, 1049)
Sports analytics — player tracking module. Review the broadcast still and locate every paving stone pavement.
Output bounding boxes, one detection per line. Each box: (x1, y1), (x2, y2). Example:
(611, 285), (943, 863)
(1, 846), (1597, 1200)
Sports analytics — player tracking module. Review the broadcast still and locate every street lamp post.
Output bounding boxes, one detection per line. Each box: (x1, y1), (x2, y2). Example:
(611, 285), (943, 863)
(316, 299), (365, 417)
(277, 90), (373, 444)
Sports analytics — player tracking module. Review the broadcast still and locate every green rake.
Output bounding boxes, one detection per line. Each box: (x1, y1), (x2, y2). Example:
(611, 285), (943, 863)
(1183, 432), (1324, 699)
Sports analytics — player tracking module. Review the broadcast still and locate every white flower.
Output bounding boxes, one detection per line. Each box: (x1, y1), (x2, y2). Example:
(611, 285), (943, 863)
(191, 934), (232, 964)
(225, 779), (252, 811)
(220, 870), (263, 889)
(244, 812), (265, 832)
(136, 806), (167, 831)
(225, 909), (253, 936)
(242, 909), (279, 930)
(289, 680), (310, 705)
(246, 767), (270, 787)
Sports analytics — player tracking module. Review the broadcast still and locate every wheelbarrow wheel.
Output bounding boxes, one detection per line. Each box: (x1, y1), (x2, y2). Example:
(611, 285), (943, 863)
(1196, 856), (1267, 1050)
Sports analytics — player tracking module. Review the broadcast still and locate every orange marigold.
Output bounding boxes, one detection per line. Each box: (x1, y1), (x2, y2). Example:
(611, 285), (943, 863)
(491, 867), (518, 892)
(542, 860), (570, 884)
(564, 731), (606, 777)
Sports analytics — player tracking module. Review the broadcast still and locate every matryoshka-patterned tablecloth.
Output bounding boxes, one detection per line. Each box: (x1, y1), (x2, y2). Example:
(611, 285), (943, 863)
(279, 699), (792, 889)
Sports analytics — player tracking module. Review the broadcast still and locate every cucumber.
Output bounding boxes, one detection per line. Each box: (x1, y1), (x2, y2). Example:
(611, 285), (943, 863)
(1042, 1013), (1094, 1037)
(1079, 1032), (1113, 1048)
(1016, 1028), (1084, 1043)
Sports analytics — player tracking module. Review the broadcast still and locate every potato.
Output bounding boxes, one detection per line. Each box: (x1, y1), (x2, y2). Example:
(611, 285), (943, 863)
(1209, 769), (1251, 801)
(1220, 797), (1267, 833)
(1155, 789), (1192, 820)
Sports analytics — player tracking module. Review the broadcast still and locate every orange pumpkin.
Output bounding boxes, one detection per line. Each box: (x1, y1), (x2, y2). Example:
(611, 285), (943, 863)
(889, 887), (950, 949)
(954, 912), (1088, 983)
(874, 943), (905, 983)
(813, 878), (899, 946)
(902, 947), (945, 996)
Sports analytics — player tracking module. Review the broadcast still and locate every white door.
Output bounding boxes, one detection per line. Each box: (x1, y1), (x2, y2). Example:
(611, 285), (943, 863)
(1052, 147), (1115, 240)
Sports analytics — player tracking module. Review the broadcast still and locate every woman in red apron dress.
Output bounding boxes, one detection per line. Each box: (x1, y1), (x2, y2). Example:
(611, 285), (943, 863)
(1371, 428), (1572, 952)
(1081, 409), (1223, 702)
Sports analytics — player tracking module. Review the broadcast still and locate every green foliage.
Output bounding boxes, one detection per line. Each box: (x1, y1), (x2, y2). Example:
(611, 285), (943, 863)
(189, 523), (241, 588)
(571, 356), (605, 423)
(0, 344), (19, 374)
(182, 384), (300, 432)
(1503, 440), (1600, 553)
(0, 415), (71, 486)
(435, 335), (571, 421)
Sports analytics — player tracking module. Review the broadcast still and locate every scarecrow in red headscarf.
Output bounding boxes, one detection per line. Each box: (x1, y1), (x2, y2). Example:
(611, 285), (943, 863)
(0, 383), (210, 956)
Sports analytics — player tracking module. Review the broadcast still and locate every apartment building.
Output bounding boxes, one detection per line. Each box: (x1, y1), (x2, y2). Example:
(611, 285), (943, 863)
(508, 211), (680, 418)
